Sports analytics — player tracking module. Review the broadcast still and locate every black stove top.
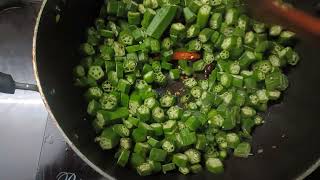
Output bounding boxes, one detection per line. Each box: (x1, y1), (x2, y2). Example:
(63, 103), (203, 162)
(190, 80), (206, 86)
(35, 116), (103, 180)
(0, 2), (102, 180)
(0, 1), (318, 180)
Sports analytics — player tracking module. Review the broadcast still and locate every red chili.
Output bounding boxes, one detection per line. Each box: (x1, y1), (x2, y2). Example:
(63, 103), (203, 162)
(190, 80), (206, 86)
(172, 51), (201, 61)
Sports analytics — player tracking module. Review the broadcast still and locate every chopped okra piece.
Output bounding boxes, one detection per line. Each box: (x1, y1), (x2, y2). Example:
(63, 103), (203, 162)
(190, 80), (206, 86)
(117, 79), (131, 93)
(100, 94), (118, 110)
(256, 89), (269, 103)
(254, 115), (264, 125)
(119, 31), (134, 45)
(195, 134), (206, 150)
(184, 149), (201, 164)
(143, 71), (154, 83)
(269, 25), (283, 36)
(154, 72), (167, 85)
(193, 60), (205, 72)
(162, 163), (176, 174)
(134, 142), (151, 157)
(160, 94), (176, 108)
(131, 152), (145, 168)
(120, 138), (132, 149)
(163, 120), (178, 134)
(150, 123), (163, 136)
(101, 81), (114, 93)
(170, 23), (186, 39)
(117, 149), (130, 167)
(150, 38), (161, 53)
(123, 59), (137, 73)
(167, 106), (183, 120)
(279, 31), (296, 45)
(203, 52), (215, 64)
(183, 7), (196, 23)
(147, 160), (162, 173)
(146, 5), (178, 39)
(144, 97), (159, 109)
(183, 78), (197, 88)
(73, 65), (85, 78)
(179, 129), (197, 146)
(113, 42), (125, 57)
(162, 140), (175, 153)
(191, 86), (202, 98)
(147, 136), (160, 147)
(169, 69), (181, 80)
(137, 162), (153, 176)
(161, 37), (173, 50)
(234, 142), (251, 158)
(85, 87), (103, 101)
(112, 124), (130, 137)
(267, 90), (281, 100)
(87, 100), (101, 116)
(225, 8), (239, 25)
(187, 24), (200, 38)
(190, 164), (203, 173)
(149, 148), (167, 162)
(186, 39), (202, 51)
(206, 158), (224, 174)
(179, 166), (190, 175)
(81, 43), (95, 55)
(226, 133), (240, 149)
(142, 8), (156, 28)
(88, 66), (104, 80)
(132, 128), (148, 142)
(96, 128), (120, 150)
(152, 106), (166, 122)
(185, 116), (201, 131)
(199, 28), (213, 43)
(188, 0), (202, 12)
(173, 153), (188, 167)
(241, 106), (257, 118)
(128, 11), (141, 25)
(138, 122), (154, 136)
(265, 72), (289, 91)
(196, 5), (211, 28)
(137, 105), (151, 122)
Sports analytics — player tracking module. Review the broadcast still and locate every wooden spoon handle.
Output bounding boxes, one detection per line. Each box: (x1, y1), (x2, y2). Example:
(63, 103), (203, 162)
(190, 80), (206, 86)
(247, 0), (320, 38)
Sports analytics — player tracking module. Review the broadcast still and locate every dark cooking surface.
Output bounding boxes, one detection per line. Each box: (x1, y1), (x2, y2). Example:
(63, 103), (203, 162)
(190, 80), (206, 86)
(0, 0), (319, 180)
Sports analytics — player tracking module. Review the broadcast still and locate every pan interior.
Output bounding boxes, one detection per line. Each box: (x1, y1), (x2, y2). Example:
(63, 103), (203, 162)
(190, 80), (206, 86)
(34, 0), (320, 179)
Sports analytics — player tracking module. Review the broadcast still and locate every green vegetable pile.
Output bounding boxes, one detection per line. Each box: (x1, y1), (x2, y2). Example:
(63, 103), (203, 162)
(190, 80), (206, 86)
(73, 0), (299, 176)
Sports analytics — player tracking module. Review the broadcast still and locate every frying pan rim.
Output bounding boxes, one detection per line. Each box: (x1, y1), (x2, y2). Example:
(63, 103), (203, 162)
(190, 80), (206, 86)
(31, 0), (320, 179)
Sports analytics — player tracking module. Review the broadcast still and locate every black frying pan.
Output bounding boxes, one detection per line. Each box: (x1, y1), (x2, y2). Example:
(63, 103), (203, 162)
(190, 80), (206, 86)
(0, 0), (320, 179)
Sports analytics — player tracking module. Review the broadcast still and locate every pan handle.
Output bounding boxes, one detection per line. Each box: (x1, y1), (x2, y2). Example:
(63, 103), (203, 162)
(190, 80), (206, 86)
(0, 72), (38, 94)
(0, 1), (39, 94)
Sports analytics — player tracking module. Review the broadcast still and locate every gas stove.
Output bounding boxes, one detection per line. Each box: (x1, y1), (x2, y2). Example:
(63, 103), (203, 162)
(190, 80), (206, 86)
(0, 1), (102, 180)
(0, 1), (318, 180)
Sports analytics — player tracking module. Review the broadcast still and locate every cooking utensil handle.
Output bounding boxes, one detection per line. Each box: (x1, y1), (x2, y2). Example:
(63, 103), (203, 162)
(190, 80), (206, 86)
(0, 72), (38, 94)
(267, 1), (320, 38)
(246, 0), (320, 39)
